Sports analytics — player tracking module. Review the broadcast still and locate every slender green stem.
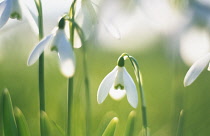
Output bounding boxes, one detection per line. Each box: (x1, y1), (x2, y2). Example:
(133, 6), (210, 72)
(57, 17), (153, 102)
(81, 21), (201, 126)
(34, 0), (45, 136)
(82, 44), (91, 136)
(120, 53), (148, 136)
(67, 78), (73, 136)
(66, 1), (76, 136)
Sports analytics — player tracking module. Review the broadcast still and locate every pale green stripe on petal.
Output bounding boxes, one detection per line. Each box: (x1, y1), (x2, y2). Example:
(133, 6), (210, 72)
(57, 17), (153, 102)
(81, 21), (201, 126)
(97, 66), (118, 104)
(123, 67), (138, 108)
(184, 53), (210, 87)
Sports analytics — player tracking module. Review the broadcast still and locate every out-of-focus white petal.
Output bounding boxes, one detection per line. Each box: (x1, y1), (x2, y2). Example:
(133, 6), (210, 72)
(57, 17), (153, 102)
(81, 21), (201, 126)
(102, 20), (121, 40)
(184, 53), (210, 87)
(123, 67), (138, 108)
(74, 29), (82, 48)
(109, 88), (126, 100)
(0, 0), (12, 28)
(208, 63), (210, 71)
(76, 0), (97, 40)
(56, 30), (75, 77)
(22, 3), (38, 35)
(27, 34), (54, 66)
(97, 66), (118, 104)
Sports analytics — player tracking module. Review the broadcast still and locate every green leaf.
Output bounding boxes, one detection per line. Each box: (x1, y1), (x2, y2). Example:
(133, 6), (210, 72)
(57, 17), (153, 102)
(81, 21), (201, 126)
(102, 117), (119, 136)
(124, 111), (136, 136)
(2, 89), (18, 136)
(176, 110), (184, 136)
(40, 111), (64, 136)
(14, 107), (31, 136)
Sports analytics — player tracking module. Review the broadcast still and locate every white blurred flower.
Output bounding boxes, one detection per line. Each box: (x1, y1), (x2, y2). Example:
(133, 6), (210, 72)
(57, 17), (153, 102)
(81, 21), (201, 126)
(75, 0), (120, 48)
(0, 0), (38, 33)
(97, 65), (138, 108)
(28, 18), (75, 78)
(184, 53), (210, 86)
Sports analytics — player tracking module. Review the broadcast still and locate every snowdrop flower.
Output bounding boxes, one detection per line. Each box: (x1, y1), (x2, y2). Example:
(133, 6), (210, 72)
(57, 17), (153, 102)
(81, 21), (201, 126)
(28, 18), (75, 78)
(74, 0), (120, 48)
(97, 57), (138, 108)
(0, 0), (38, 33)
(184, 53), (210, 86)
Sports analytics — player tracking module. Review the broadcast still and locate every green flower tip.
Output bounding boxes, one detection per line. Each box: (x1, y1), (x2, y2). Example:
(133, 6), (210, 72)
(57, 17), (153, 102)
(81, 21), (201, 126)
(58, 17), (65, 29)
(117, 57), (124, 67)
(11, 13), (21, 20)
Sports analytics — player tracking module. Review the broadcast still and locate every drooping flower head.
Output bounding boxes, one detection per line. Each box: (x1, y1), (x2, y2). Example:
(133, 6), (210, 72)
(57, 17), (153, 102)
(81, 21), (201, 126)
(0, 0), (22, 28)
(97, 57), (138, 108)
(0, 0), (38, 33)
(28, 17), (75, 78)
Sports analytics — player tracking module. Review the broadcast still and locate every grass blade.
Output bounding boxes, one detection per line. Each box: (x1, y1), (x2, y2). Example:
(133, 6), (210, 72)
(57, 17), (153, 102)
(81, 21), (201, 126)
(124, 111), (136, 136)
(102, 117), (119, 136)
(2, 89), (18, 136)
(176, 110), (184, 136)
(41, 111), (64, 136)
(14, 107), (31, 136)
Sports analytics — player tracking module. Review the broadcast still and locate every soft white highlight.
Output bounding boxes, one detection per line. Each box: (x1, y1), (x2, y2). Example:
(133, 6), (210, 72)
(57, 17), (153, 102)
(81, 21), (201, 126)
(97, 66), (138, 108)
(28, 28), (75, 78)
(184, 53), (210, 87)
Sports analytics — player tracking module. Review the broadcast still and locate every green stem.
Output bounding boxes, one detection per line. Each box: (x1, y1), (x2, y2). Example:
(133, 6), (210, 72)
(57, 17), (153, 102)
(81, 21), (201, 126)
(120, 53), (148, 136)
(34, 0), (45, 136)
(82, 44), (91, 136)
(67, 78), (73, 136)
(66, 1), (76, 136)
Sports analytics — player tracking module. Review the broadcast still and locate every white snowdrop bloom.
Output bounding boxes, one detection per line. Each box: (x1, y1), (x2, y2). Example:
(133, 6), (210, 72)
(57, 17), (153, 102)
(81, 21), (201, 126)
(184, 53), (210, 87)
(28, 18), (75, 78)
(0, 0), (37, 31)
(97, 65), (138, 108)
(75, 0), (120, 48)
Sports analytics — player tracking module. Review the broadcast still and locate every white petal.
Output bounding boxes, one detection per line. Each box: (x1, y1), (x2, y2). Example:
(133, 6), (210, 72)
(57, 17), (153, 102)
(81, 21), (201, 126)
(10, 0), (22, 19)
(76, 0), (97, 40)
(97, 66), (118, 104)
(114, 67), (124, 87)
(208, 63), (210, 71)
(56, 30), (75, 77)
(109, 88), (126, 100)
(22, 3), (38, 35)
(102, 20), (121, 40)
(184, 53), (210, 87)
(74, 29), (82, 48)
(123, 67), (138, 108)
(0, 0), (12, 28)
(27, 34), (54, 66)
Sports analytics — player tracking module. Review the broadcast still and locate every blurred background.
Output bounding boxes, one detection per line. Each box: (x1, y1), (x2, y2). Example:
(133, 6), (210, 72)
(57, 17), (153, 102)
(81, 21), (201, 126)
(1, 0), (210, 135)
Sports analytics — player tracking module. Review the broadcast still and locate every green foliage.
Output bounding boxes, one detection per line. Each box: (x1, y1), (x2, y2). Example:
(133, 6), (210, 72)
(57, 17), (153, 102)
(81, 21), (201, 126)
(40, 111), (65, 136)
(102, 117), (118, 136)
(2, 89), (18, 136)
(124, 111), (136, 136)
(14, 107), (31, 136)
